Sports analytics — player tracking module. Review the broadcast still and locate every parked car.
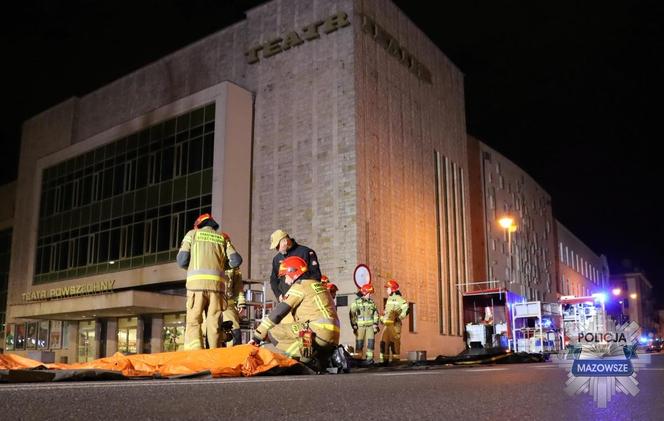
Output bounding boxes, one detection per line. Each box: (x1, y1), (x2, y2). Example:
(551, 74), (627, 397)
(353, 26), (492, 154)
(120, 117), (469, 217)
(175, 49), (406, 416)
(646, 340), (663, 353)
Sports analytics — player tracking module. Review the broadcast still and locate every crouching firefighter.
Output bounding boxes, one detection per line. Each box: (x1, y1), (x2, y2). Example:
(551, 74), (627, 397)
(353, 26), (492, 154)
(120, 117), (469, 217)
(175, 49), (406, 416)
(177, 213), (242, 350)
(221, 233), (246, 346)
(251, 256), (340, 369)
(350, 284), (379, 364)
(380, 279), (409, 364)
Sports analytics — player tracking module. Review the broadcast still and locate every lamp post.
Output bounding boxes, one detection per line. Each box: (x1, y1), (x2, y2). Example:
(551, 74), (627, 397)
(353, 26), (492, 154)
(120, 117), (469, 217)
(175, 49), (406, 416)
(498, 216), (518, 290)
(611, 288), (633, 324)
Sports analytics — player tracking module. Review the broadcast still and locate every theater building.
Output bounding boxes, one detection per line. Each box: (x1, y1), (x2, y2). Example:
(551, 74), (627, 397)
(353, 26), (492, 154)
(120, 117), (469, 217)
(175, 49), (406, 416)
(4, 0), (472, 361)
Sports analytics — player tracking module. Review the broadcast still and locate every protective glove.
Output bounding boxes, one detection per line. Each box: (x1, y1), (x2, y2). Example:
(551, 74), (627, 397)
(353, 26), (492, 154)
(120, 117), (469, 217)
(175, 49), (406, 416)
(373, 325), (380, 334)
(352, 324), (358, 336)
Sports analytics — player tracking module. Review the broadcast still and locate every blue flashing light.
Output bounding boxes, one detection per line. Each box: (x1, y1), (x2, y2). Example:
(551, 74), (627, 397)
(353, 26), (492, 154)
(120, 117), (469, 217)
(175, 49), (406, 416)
(639, 336), (648, 344)
(592, 292), (607, 303)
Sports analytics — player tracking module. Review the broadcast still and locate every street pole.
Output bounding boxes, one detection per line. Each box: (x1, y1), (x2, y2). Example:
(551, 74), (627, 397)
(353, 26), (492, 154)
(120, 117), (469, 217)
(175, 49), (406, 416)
(507, 228), (512, 288)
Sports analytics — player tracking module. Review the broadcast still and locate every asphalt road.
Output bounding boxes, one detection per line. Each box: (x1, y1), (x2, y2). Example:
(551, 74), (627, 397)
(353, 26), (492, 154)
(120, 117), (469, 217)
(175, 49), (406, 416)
(1, 353), (663, 421)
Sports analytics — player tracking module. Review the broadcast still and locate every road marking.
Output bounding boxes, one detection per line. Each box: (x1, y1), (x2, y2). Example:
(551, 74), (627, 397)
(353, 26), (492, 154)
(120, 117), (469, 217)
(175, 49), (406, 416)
(0, 375), (311, 392)
(373, 370), (446, 377)
(464, 368), (508, 372)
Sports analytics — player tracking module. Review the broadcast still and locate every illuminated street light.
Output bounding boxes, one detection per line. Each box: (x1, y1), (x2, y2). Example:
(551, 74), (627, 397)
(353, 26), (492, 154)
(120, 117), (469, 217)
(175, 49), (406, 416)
(612, 288), (621, 296)
(630, 293), (637, 299)
(498, 216), (518, 288)
(498, 217), (515, 230)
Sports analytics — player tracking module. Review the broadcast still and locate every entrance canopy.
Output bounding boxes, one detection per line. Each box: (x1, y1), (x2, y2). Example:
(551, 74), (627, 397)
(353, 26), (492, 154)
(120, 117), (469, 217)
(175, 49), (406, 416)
(9, 290), (186, 321)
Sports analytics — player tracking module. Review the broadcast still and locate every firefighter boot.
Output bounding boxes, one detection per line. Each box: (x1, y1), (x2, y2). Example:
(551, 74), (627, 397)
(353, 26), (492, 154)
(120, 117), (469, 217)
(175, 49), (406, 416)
(232, 329), (242, 346)
(379, 341), (388, 366)
(366, 338), (375, 365)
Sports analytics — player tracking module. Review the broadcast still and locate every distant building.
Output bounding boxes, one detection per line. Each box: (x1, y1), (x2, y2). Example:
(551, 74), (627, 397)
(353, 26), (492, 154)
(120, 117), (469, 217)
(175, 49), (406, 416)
(467, 136), (557, 301)
(609, 270), (655, 333)
(556, 221), (609, 298)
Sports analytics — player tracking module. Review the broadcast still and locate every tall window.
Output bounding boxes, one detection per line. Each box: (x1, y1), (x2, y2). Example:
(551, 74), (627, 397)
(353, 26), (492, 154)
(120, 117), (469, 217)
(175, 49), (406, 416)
(35, 104), (216, 284)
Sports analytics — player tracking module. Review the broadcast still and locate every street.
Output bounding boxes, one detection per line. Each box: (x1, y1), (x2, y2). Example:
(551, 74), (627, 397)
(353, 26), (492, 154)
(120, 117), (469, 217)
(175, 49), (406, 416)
(1, 353), (663, 420)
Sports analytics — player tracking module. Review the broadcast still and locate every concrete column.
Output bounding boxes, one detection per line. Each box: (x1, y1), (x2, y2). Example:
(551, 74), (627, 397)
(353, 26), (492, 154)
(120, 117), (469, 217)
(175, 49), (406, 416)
(136, 317), (144, 354)
(151, 316), (164, 354)
(94, 320), (102, 359)
(66, 321), (78, 363)
(105, 318), (118, 357)
(212, 82), (254, 278)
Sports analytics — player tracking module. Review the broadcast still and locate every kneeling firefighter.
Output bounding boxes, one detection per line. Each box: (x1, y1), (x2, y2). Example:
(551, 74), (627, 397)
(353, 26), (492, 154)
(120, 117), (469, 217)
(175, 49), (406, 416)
(221, 233), (246, 346)
(380, 279), (409, 364)
(252, 256), (340, 366)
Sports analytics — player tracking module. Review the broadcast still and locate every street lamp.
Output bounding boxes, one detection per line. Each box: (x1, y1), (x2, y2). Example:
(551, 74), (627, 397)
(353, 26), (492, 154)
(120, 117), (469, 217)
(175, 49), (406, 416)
(498, 216), (518, 289)
(630, 293), (637, 300)
(618, 300), (625, 324)
(612, 288), (621, 296)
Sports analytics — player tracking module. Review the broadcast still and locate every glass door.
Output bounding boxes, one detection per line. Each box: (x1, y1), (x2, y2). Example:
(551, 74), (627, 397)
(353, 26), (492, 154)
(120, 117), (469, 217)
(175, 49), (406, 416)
(162, 313), (185, 352)
(77, 320), (96, 362)
(117, 317), (138, 354)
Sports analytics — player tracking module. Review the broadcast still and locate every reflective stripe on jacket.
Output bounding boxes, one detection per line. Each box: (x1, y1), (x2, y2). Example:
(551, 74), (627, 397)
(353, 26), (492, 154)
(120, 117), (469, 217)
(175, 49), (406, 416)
(350, 297), (379, 327)
(179, 227), (228, 291)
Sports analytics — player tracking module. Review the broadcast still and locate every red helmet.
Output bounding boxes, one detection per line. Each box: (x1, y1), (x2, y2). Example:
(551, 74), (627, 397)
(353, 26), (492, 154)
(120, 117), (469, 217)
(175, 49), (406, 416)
(385, 279), (399, 291)
(194, 213), (211, 228)
(278, 256), (308, 280)
(325, 282), (338, 293)
(320, 275), (329, 284)
(360, 284), (375, 295)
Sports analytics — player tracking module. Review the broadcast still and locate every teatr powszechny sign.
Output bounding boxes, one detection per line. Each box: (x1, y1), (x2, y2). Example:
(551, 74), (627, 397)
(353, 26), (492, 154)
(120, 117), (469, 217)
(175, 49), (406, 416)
(22, 280), (116, 302)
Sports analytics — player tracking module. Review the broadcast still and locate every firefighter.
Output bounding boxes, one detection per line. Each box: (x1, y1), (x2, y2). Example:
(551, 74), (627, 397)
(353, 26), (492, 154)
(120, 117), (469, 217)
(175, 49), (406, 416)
(320, 274), (337, 301)
(269, 229), (322, 301)
(252, 256), (339, 368)
(350, 283), (379, 364)
(380, 279), (409, 364)
(177, 213), (242, 350)
(325, 282), (339, 301)
(221, 232), (246, 346)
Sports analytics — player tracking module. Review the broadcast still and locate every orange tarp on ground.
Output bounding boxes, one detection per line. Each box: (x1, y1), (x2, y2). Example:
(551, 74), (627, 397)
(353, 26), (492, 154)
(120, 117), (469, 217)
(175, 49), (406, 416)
(0, 345), (299, 378)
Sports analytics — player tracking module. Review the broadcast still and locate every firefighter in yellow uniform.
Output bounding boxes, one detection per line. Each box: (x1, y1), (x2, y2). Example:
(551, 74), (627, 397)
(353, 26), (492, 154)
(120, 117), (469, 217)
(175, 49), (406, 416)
(220, 232), (246, 346)
(380, 279), (409, 364)
(252, 256), (340, 366)
(350, 283), (379, 364)
(177, 213), (242, 350)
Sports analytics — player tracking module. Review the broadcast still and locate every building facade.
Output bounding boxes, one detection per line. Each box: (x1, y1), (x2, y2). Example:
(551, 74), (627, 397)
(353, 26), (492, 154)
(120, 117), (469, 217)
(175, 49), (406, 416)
(556, 221), (609, 299)
(467, 137), (557, 301)
(5, 0), (472, 360)
(609, 271), (655, 333)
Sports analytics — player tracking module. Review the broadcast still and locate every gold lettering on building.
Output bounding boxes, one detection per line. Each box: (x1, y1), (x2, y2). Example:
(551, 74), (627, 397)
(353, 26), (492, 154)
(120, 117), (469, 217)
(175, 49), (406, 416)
(22, 280), (116, 302)
(359, 14), (433, 84)
(245, 11), (350, 64)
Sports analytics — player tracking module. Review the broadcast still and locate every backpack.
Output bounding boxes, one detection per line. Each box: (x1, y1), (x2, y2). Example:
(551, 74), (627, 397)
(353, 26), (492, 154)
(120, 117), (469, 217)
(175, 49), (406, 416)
(327, 345), (352, 374)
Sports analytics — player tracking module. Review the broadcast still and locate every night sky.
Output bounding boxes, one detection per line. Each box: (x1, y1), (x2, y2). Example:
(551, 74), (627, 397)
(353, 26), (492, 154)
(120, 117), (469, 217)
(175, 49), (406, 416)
(2, 1), (662, 304)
